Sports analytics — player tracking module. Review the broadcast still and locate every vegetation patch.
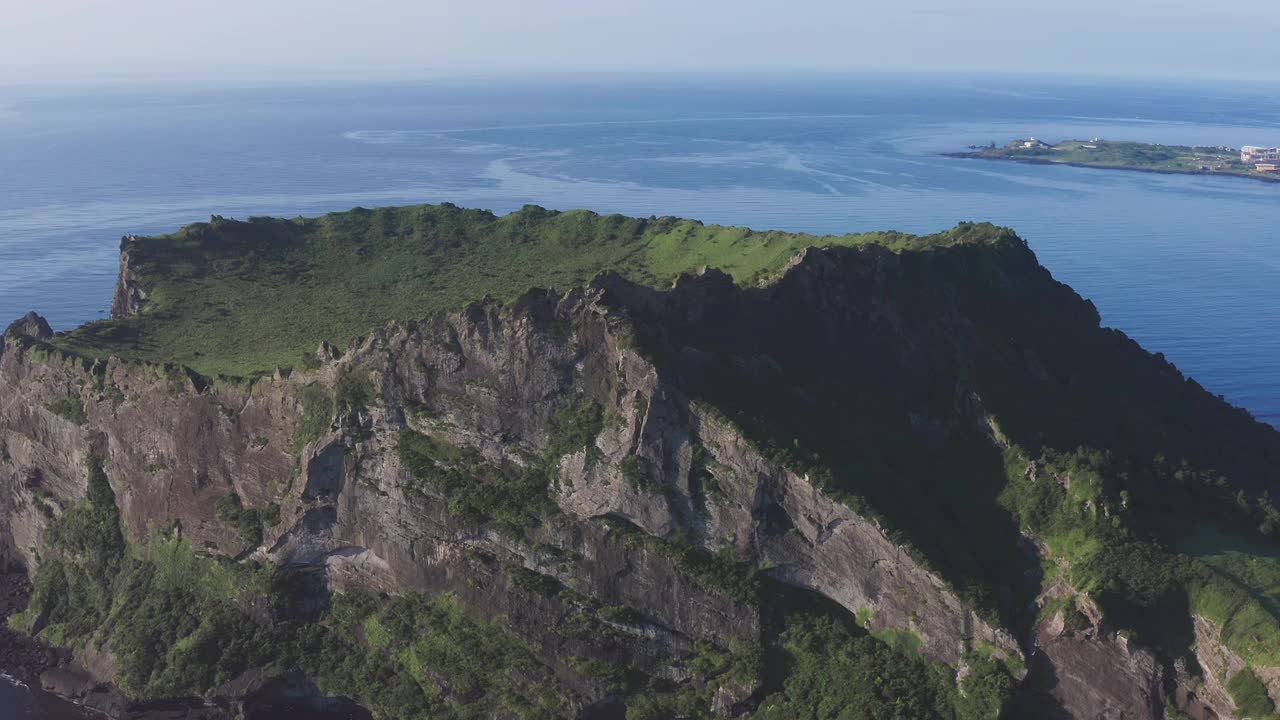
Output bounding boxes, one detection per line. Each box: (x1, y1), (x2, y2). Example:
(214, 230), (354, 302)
(544, 396), (605, 463)
(214, 492), (281, 546)
(686, 442), (716, 517)
(753, 585), (1016, 720)
(956, 652), (1017, 719)
(335, 366), (374, 414)
(300, 591), (568, 720)
(16, 462), (575, 716)
(16, 459), (291, 699)
(502, 564), (563, 598)
(598, 604), (645, 625)
(870, 626), (924, 656)
(623, 530), (762, 604)
(620, 454), (660, 493)
(396, 429), (559, 536)
(1006, 457), (1280, 667)
(293, 383), (334, 456)
(612, 638), (763, 719)
(1226, 667), (1275, 719)
(105, 384), (126, 409)
(45, 394), (87, 425)
(568, 656), (633, 692)
(1178, 525), (1280, 654)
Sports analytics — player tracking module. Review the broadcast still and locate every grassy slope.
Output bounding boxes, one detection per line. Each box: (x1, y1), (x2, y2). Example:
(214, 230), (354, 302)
(1181, 526), (1280, 622)
(51, 203), (990, 378)
(1178, 525), (1280, 666)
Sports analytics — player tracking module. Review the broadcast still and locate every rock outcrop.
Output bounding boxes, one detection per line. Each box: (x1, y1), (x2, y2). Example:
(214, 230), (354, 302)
(109, 239), (147, 318)
(1022, 602), (1166, 719)
(3, 311), (53, 341)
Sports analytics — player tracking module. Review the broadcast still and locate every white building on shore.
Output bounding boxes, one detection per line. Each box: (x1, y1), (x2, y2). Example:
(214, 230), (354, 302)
(1241, 146), (1280, 163)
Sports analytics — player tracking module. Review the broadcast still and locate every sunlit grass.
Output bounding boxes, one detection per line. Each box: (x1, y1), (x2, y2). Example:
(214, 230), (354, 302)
(48, 203), (1014, 377)
(1178, 525), (1280, 666)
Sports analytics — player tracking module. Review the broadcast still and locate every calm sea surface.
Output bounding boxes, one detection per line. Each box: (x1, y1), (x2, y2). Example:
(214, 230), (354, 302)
(0, 673), (90, 719)
(1, 74), (1280, 712)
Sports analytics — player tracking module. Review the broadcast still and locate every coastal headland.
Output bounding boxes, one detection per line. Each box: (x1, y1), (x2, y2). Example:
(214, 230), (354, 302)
(948, 138), (1280, 183)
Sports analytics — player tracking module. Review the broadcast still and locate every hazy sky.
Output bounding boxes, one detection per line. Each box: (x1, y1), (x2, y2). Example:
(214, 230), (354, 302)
(3, 0), (1279, 83)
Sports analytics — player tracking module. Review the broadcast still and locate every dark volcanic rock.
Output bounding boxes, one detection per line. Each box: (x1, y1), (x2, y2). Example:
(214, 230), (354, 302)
(109, 239), (148, 318)
(4, 312), (53, 341)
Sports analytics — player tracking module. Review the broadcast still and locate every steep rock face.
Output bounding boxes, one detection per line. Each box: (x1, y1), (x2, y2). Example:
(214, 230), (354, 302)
(1187, 615), (1280, 719)
(0, 340), (296, 572)
(110, 240), (148, 319)
(1020, 602), (1167, 719)
(312, 279), (1019, 666)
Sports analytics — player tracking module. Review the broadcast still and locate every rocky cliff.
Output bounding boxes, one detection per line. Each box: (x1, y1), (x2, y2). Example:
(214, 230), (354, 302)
(2, 216), (1278, 719)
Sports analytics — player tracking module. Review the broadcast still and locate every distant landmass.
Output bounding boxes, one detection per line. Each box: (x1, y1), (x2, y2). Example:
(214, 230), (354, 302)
(948, 138), (1280, 182)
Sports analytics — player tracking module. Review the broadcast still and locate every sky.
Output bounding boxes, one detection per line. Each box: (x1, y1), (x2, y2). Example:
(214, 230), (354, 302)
(2, 0), (1279, 84)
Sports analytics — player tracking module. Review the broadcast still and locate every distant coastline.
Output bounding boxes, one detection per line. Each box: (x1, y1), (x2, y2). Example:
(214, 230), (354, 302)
(946, 139), (1280, 184)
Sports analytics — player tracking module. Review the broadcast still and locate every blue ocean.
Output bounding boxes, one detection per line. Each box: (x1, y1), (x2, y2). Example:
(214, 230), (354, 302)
(0, 73), (1278, 431)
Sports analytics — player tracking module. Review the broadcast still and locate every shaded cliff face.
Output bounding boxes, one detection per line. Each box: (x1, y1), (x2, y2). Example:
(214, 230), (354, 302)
(109, 240), (148, 320)
(3, 223), (1279, 719)
(601, 239), (1280, 718)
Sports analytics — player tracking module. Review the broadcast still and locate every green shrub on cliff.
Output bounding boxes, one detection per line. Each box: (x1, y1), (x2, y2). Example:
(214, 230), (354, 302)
(544, 396), (605, 462)
(396, 429), (559, 535)
(606, 633), (764, 718)
(300, 591), (568, 720)
(44, 394), (87, 425)
(101, 548), (291, 699)
(24, 457), (126, 644)
(18, 458), (298, 699)
(20, 458), (119, 645)
(755, 612), (955, 720)
(955, 653), (1016, 720)
(214, 492), (280, 546)
(746, 584), (1018, 720)
(25, 485), (578, 712)
(625, 690), (706, 720)
(1227, 667), (1276, 718)
(293, 382), (334, 455)
(335, 366), (374, 412)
